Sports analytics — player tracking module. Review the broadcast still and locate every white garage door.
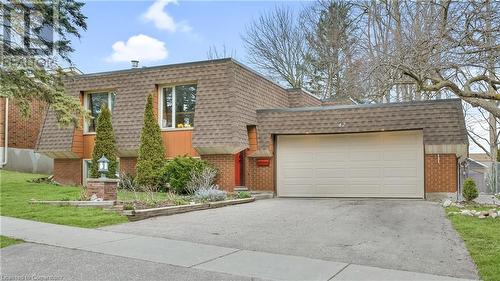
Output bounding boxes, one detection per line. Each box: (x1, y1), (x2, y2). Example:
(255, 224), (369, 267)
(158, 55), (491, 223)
(276, 131), (424, 198)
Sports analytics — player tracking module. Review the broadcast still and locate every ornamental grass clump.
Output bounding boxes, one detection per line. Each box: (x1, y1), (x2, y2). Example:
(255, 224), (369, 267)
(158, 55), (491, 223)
(194, 186), (227, 202)
(186, 166), (226, 202)
(462, 177), (478, 201)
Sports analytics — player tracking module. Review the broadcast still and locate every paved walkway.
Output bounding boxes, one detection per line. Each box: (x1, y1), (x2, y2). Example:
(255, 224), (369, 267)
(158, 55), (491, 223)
(1, 216), (475, 281)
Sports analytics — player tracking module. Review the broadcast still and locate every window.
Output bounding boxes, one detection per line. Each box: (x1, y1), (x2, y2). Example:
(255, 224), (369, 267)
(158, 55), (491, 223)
(84, 91), (116, 133)
(160, 84), (197, 129)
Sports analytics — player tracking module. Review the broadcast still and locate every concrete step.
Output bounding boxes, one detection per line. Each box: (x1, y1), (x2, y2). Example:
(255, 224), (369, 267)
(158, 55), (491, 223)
(234, 186), (249, 192)
(251, 192), (274, 200)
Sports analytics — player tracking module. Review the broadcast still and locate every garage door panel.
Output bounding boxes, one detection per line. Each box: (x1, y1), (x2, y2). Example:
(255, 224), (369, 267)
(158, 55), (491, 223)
(314, 152), (348, 162)
(383, 167), (417, 177)
(277, 131), (424, 198)
(316, 168), (347, 178)
(280, 152), (314, 162)
(282, 168), (314, 178)
(383, 150), (417, 160)
(349, 168), (382, 178)
(349, 151), (382, 161)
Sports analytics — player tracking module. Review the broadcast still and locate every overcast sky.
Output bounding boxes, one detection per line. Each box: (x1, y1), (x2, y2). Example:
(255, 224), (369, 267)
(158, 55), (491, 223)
(68, 0), (306, 73)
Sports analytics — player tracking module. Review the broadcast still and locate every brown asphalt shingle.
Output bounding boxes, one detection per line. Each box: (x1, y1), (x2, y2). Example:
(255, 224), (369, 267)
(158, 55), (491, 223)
(255, 99), (468, 151)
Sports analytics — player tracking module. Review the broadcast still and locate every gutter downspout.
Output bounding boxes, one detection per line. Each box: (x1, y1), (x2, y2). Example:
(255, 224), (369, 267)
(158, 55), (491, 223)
(1, 98), (8, 168)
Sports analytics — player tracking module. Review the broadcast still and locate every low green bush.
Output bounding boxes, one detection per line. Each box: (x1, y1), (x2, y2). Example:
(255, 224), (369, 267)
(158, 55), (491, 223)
(237, 191), (252, 199)
(462, 177), (478, 201)
(160, 156), (213, 194)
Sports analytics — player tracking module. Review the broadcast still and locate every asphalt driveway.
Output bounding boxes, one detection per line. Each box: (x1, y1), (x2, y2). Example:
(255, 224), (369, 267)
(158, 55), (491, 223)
(102, 199), (477, 279)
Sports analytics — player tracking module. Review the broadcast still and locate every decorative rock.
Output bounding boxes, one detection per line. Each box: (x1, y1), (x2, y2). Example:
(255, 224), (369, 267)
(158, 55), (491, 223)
(491, 212), (498, 219)
(90, 194), (98, 201)
(480, 211), (489, 217)
(442, 199), (452, 207)
(478, 215), (486, 219)
(461, 210), (473, 216)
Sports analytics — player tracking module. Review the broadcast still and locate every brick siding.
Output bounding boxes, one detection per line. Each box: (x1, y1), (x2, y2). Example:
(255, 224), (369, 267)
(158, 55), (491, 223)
(0, 98), (47, 149)
(425, 154), (457, 193)
(120, 157), (137, 176)
(201, 154), (235, 192)
(245, 158), (274, 191)
(54, 158), (82, 185)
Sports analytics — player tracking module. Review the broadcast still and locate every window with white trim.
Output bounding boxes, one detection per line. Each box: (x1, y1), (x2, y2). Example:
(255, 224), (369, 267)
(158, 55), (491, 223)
(159, 84), (197, 129)
(84, 91), (116, 133)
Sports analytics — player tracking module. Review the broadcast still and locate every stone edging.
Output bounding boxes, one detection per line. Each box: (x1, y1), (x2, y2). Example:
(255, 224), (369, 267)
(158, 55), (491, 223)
(29, 200), (115, 207)
(124, 197), (255, 221)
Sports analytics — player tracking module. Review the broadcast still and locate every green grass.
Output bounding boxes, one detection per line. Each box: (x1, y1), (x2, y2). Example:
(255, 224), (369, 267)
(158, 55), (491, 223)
(447, 206), (500, 281)
(0, 235), (23, 248)
(0, 170), (128, 228)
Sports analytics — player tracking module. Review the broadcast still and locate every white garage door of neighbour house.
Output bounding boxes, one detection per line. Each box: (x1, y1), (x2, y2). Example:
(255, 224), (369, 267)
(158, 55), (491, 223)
(276, 131), (424, 198)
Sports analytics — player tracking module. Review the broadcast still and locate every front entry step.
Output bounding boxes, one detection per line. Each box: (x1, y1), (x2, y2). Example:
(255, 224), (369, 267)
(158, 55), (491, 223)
(251, 192), (274, 200)
(234, 186), (249, 192)
(234, 186), (274, 200)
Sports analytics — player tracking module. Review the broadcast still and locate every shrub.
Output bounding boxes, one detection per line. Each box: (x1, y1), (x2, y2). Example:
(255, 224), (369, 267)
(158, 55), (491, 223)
(118, 172), (138, 191)
(90, 105), (118, 178)
(462, 177), (478, 201)
(194, 186), (227, 202)
(237, 191), (252, 199)
(136, 94), (166, 188)
(160, 156), (212, 194)
(186, 166), (218, 194)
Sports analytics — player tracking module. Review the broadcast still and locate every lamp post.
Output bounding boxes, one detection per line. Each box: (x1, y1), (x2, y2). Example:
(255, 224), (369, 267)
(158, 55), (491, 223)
(97, 155), (109, 179)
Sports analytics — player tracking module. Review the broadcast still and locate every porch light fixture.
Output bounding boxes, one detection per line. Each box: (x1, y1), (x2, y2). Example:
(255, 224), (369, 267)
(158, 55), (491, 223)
(97, 155), (109, 179)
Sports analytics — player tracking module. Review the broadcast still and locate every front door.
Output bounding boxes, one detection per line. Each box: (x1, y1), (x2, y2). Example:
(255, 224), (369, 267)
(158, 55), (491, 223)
(234, 151), (244, 186)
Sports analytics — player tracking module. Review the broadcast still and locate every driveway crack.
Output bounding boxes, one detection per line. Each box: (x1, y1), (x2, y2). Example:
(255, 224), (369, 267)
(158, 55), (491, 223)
(328, 263), (350, 280)
(189, 249), (242, 268)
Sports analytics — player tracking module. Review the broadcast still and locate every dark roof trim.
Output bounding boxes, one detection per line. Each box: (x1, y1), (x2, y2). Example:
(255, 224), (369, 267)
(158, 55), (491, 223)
(286, 88), (322, 102)
(69, 58), (289, 93)
(257, 98), (462, 113)
(74, 58), (233, 78)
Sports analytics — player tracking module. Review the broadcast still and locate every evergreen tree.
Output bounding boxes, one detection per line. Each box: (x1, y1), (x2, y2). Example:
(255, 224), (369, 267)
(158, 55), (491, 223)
(90, 105), (117, 178)
(136, 94), (166, 186)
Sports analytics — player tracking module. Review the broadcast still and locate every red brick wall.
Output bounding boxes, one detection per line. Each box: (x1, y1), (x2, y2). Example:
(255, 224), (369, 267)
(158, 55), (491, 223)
(244, 126), (274, 191)
(54, 159), (82, 185)
(8, 99), (47, 149)
(120, 157), (137, 176)
(201, 154), (235, 192)
(425, 154), (457, 193)
(246, 158), (274, 191)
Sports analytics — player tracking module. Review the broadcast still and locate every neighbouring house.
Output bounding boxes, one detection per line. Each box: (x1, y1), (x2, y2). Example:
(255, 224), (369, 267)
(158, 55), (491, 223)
(36, 58), (468, 199)
(0, 97), (53, 174)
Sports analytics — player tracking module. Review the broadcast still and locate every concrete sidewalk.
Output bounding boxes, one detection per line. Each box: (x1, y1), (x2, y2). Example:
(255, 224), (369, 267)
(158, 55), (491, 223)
(1, 216), (475, 281)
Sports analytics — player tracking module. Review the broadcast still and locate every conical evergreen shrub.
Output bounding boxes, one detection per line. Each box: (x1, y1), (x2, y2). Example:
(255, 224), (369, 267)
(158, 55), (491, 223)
(462, 177), (478, 201)
(136, 94), (166, 187)
(91, 105), (118, 178)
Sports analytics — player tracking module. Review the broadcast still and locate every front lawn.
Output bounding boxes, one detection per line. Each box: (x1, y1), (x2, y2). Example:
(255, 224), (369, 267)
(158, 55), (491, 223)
(447, 206), (500, 281)
(0, 236), (23, 248)
(0, 170), (127, 228)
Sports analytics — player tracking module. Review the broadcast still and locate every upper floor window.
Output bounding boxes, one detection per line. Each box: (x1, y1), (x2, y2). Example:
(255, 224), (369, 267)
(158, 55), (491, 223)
(160, 84), (197, 129)
(84, 91), (116, 133)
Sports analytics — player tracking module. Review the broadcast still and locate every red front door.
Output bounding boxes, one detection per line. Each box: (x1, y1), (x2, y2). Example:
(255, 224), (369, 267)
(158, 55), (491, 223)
(234, 152), (244, 186)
